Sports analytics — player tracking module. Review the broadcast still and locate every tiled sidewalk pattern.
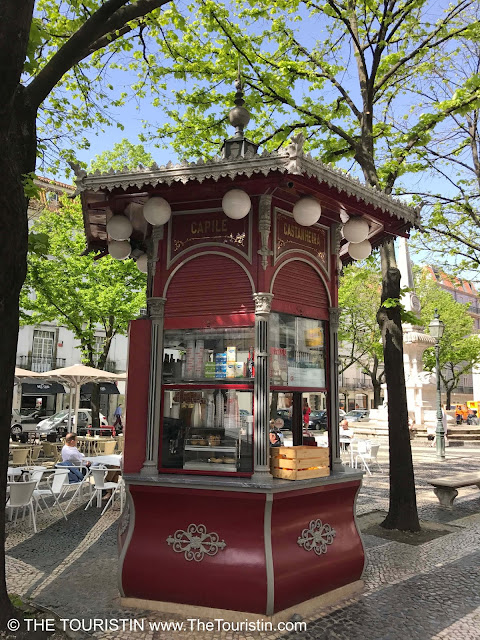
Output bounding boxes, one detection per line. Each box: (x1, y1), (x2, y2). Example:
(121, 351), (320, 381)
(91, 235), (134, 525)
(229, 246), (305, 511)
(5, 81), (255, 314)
(5, 441), (480, 640)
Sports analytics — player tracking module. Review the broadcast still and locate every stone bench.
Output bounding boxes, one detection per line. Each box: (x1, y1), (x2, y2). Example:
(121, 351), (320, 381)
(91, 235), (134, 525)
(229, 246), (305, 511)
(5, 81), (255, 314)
(428, 473), (480, 509)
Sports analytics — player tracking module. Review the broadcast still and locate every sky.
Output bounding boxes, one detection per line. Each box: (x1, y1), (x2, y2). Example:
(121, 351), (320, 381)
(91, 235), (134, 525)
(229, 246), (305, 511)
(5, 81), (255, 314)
(33, 0), (473, 279)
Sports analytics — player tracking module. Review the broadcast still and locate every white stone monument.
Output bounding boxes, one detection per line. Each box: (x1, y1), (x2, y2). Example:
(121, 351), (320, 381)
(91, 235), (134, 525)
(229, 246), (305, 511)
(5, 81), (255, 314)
(398, 238), (437, 426)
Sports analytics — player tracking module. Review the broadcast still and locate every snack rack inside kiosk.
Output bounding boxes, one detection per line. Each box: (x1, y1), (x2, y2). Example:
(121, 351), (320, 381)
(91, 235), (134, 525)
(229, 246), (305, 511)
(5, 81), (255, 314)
(77, 88), (419, 618)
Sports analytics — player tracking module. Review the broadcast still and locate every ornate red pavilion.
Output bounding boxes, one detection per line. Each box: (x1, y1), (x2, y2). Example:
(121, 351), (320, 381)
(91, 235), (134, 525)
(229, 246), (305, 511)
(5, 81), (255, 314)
(76, 87), (419, 619)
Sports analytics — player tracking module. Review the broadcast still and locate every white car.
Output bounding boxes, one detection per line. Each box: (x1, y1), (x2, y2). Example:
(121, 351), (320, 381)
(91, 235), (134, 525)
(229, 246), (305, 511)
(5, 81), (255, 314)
(36, 409), (108, 437)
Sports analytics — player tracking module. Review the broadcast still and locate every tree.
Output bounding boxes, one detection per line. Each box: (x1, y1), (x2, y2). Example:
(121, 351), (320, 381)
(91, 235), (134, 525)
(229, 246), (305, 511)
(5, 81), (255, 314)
(89, 139), (155, 173)
(407, 30), (480, 276)
(0, 1), (171, 632)
(20, 196), (146, 423)
(146, 0), (480, 531)
(416, 272), (480, 408)
(338, 261), (385, 408)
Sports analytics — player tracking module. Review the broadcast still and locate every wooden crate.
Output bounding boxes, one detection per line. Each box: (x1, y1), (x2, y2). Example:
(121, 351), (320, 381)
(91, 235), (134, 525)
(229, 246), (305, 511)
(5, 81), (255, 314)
(270, 446), (330, 480)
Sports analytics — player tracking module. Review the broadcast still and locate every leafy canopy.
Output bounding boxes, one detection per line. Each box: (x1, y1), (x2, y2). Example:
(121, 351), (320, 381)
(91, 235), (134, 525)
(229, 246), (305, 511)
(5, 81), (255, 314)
(146, 0), (480, 193)
(20, 195), (146, 367)
(416, 271), (480, 394)
(338, 259), (385, 389)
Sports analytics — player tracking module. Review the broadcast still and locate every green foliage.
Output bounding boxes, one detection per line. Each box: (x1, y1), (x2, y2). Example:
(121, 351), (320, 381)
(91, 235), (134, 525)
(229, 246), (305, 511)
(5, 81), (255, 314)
(381, 290), (422, 325)
(89, 139), (155, 173)
(25, 1), (169, 173)
(416, 272), (480, 395)
(143, 0), (479, 194)
(338, 260), (384, 385)
(20, 196), (146, 367)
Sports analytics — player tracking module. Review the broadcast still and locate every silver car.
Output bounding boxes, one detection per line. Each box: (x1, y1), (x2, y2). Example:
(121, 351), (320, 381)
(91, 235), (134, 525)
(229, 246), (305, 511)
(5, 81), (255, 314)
(36, 409), (108, 437)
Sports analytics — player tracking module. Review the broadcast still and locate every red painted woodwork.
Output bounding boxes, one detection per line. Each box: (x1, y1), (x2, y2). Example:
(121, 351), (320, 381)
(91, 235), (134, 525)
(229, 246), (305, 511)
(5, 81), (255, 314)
(121, 479), (364, 614)
(271, 481), (364, 611)
(164, 254), (255, 321)
(123, 319), (151, 473)
(271, 259), (330, 318)
(122, 486), (268, 613)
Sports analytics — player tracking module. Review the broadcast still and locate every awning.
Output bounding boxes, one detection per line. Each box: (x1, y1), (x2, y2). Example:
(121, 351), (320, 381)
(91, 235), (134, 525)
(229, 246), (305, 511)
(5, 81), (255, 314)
(80, 382), (119, 395)
(22, 382), (66, 395)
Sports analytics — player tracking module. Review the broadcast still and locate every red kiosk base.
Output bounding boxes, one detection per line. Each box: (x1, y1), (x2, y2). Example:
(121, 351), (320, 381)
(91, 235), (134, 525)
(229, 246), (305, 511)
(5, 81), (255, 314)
(119, 472), (365, 617)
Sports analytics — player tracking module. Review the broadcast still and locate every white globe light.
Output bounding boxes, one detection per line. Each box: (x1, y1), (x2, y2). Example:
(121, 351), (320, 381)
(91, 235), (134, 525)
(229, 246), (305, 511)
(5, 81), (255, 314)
(106, 214), (133, 241)
(343, 217), (370, 243)
(348, 239), (372, 261)
(108, 240), (131, 260)
(222, 189), (251, 219)
(293, 197), (321, 226)
(143, 197), (171, 226)
(136, 253), (148, 273)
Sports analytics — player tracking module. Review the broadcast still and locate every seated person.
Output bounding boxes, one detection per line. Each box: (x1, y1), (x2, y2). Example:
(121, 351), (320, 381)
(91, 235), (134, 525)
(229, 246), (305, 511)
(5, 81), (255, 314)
(62, 433), (91, 470)
(340, 418), (354, 439)
(56, 460), (84, 483)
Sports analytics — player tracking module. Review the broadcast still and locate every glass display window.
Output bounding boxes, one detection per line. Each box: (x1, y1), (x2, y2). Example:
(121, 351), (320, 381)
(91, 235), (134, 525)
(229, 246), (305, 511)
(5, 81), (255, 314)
(161, 387), (253, 474)
(270, 313), (326, 389)
(163, 327), (255, 384)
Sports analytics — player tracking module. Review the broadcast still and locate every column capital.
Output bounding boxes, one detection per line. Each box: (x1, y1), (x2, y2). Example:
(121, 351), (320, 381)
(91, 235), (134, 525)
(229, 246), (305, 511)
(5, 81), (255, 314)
(253, 292), (274, 316)
(329, 306), (342, 330)
(147, 297), (167, 319)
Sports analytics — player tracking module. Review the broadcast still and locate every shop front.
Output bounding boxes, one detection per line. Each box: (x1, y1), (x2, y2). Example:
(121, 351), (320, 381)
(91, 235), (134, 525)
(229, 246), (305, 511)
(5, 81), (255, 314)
(76, 96), (418, 617)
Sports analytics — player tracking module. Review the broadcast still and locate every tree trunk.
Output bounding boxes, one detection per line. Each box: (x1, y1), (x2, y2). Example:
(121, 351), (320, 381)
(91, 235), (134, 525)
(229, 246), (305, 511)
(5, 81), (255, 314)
(446, 388), (452, 410)
(90, 383), (101, 429)
(377, 241), (420, 532)
(0, 93), (45, 634)
(372, 379), (382, 408)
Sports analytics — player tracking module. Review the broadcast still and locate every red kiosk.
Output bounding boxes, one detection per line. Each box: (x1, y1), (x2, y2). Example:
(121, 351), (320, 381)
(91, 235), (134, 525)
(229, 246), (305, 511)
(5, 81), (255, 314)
(77, 87), (418, 618)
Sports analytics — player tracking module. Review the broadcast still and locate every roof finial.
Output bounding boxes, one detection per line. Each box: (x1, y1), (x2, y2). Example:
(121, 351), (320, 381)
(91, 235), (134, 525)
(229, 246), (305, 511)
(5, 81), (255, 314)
(221, 62), (258, 159)
(229, 60), (250, 138)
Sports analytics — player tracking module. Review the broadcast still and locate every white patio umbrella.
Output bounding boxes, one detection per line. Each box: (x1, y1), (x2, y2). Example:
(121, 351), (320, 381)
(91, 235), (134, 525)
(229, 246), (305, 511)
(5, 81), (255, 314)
(39, 364), (126, 433)
(13, 368), (42, 412)
(14, 367), (42, 380)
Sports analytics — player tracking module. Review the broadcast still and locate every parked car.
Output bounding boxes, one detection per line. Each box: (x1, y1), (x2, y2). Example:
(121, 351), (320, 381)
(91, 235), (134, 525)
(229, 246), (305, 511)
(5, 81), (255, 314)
(345, 409), (369, 422)
(10, 408), (46, 439)
(309, 408), (346, 430)
(36, 409), (108, 437)
(309, 410), (327, 430)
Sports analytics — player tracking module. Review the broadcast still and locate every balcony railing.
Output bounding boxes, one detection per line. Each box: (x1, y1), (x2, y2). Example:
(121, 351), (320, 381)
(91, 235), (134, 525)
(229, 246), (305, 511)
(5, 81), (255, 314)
(16, 355), (66, 372)
(339, 378), (373, 390)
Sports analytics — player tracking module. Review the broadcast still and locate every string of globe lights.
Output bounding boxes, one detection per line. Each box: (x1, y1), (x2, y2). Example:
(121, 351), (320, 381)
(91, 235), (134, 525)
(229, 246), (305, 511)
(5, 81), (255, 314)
(105, 189), (371, 268)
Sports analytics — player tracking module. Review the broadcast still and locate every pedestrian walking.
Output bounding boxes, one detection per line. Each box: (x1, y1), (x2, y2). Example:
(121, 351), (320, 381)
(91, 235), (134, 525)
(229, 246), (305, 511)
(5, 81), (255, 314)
(113, 404), (123, 431)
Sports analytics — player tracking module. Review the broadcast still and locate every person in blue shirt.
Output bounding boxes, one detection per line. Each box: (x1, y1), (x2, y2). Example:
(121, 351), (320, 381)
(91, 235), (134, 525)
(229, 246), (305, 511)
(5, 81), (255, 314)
(113, 404), (123, 430)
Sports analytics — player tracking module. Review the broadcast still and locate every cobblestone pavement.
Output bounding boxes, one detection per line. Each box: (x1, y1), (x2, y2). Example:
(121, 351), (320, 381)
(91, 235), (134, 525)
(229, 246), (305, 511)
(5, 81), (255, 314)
(6, 441), (480, 640)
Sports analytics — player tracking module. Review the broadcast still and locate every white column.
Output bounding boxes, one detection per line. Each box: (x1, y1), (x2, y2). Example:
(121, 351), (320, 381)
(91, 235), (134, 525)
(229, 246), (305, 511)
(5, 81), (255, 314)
(252, 293), (274, 479)
(140, 296), (167, 476)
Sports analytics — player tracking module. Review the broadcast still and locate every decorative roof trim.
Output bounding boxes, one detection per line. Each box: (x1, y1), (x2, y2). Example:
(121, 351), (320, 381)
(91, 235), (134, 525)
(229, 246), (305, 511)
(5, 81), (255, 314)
(73, 138), (419, 225)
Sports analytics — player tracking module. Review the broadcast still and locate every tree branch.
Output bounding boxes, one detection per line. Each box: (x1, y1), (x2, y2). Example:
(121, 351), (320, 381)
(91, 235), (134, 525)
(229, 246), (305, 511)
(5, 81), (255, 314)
(27, 0), (169, 109)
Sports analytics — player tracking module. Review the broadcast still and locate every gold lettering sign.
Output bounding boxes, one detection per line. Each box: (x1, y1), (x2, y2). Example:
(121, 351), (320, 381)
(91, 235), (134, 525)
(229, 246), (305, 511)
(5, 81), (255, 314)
(276, 212), (328, 268)
(170, 211), (249, 261)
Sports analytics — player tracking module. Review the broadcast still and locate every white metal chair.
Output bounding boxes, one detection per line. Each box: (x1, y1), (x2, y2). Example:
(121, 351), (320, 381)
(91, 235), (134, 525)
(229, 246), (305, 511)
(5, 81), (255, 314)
(64, 466), (93, 510)
(100, 476), (125, 515)
(29, 469), (52, 515)
(6, 481), (37, 532)
(355, 440), (382, 476)
(33, 468), (69, 520)
(84, 467), (123, 514)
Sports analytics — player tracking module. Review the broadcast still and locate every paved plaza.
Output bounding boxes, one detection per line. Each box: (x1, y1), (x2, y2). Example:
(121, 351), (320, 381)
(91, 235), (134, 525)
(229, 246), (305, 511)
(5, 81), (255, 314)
(5, 440), (480, 640)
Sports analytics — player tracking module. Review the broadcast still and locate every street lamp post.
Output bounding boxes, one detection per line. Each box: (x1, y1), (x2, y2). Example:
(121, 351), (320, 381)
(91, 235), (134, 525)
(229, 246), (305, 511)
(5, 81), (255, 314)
(429, 310), (445, 461)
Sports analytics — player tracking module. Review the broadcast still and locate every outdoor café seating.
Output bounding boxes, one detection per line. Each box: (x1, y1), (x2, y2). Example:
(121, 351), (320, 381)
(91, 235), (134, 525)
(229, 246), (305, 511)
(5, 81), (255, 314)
(6, 480), (37, 532)
(10, 448), (30, 466)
